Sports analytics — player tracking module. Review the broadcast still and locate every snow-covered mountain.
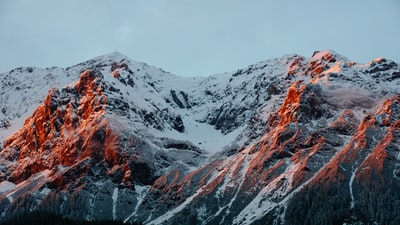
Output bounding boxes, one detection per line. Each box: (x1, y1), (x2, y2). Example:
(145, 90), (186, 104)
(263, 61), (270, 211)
(0, 50), (399, 224)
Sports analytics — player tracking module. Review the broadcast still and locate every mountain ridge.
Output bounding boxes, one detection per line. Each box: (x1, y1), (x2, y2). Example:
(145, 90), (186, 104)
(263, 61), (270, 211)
(1, 50), (399, 224)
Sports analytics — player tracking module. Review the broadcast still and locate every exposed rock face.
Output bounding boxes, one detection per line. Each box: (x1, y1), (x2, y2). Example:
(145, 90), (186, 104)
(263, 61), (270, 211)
(2, 70), (109, 181)
(0, 50), (400, 224)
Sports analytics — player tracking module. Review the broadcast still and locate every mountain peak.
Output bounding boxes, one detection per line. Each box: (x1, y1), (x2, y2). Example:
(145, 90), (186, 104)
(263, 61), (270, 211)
(310, 49), (349, 62)
(93, 51), (130, 62)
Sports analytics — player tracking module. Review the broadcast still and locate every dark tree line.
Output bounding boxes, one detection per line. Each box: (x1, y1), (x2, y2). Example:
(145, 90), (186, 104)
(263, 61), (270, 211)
(0, 211), (142, 225)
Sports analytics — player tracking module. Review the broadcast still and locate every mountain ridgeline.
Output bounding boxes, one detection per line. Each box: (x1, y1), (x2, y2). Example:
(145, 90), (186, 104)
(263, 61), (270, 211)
(0, 50), (399, 225)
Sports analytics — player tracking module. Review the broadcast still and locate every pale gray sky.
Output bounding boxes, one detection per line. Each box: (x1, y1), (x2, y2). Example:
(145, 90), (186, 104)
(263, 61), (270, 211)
(0, 0), (399, 76)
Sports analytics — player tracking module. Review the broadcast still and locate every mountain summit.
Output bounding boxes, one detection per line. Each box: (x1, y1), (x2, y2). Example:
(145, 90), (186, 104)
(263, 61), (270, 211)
(1, 50), (399, 224)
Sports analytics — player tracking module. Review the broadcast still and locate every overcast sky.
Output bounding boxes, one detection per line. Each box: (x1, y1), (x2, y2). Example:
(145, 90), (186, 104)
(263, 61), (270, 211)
(0, 0), (399, 76)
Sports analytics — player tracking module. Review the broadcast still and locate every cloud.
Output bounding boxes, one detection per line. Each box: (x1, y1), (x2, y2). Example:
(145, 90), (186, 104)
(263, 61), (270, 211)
(325, 86), (380, 110)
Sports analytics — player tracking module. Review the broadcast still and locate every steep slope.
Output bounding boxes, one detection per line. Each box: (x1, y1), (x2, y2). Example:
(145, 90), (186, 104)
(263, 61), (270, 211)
(134, 51), (400, 225)
(284, 94), (400, 225)
(0, 50), (399, 224)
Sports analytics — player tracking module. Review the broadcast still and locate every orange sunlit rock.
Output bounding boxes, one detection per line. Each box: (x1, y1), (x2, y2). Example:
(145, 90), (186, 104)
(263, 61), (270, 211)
(277, 81), (302, 126)
(112, 70), (120, 78)
(288, 56), (305, 76)
(0, 70), (128, 184)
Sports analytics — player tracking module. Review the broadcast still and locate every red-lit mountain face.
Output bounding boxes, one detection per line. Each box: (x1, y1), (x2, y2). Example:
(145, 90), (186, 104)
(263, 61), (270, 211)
(0, 50), (399, 225)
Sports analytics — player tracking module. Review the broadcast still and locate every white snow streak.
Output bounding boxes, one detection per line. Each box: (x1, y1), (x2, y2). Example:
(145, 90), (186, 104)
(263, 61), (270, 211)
(112, 187), (118, 220)
(147, 192), (200, 224)
(233, 160), (295, 225)
(124, 185), (150, 223)
(6, 195), (13, 203)
(86, 193), (95, 221)
(220, 156), (249, 224)
(201, 155), (250, 225)
(349, 163), (358, 209)
(348, 138), (381, 210)
(147, 169), (220, 225)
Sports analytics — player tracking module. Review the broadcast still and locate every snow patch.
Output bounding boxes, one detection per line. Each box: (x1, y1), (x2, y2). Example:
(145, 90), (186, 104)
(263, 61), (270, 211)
(322, 62), (342, 75)
(0, 181), (15, 194)
(158, 115), (244, 155)
(39, 187), (51, 196)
